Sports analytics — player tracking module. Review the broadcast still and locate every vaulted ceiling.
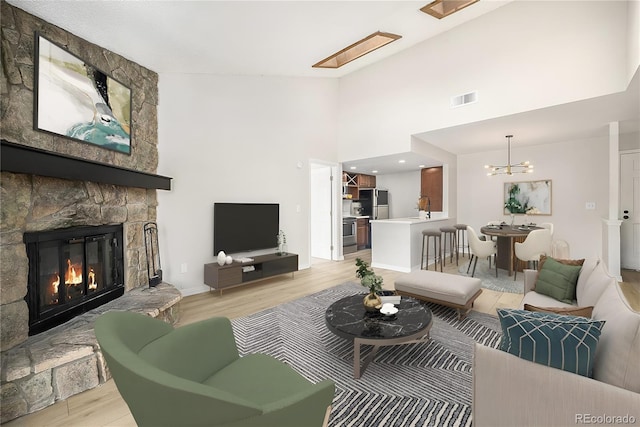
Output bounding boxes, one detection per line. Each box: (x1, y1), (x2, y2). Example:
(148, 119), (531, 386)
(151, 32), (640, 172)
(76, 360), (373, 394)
(8, 0), (639, 173)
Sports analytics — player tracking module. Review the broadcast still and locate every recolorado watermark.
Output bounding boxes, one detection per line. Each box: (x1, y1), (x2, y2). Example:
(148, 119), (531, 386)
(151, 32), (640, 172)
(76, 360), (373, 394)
(576, 414), (637, 424)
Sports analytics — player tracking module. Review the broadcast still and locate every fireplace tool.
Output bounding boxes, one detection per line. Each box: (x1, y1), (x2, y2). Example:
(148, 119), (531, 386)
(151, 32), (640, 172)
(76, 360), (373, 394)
(144, 222), (162, 287)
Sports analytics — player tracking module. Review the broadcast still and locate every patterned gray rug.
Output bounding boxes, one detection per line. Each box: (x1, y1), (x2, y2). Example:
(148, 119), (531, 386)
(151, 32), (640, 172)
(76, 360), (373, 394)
(457, 258), (524, 294)
(231, 282), (502, 427)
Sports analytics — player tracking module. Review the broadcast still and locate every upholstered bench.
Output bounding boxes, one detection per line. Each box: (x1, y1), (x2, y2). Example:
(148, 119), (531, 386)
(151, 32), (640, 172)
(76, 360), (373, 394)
(394, 270), (482, 320)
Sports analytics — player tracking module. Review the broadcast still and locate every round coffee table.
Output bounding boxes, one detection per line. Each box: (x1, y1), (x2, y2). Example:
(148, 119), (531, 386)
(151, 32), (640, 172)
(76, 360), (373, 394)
(325, 294), (433, 378)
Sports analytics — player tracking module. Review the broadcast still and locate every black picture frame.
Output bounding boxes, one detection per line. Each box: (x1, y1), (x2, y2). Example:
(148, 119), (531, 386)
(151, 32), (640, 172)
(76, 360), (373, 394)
(33, 32), (132, 155)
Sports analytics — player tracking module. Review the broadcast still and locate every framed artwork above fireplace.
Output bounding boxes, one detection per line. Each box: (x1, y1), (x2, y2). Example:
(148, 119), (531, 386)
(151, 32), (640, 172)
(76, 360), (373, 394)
(33, 32), (132, 155)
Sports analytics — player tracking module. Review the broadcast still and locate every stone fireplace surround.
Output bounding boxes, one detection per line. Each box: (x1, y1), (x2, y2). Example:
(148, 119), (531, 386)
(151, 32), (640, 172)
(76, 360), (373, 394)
(0, 3), (181, 422)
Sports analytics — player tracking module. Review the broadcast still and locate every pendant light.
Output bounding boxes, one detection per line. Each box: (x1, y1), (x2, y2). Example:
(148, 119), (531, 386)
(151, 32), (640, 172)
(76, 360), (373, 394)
(485, 135), (533, 176)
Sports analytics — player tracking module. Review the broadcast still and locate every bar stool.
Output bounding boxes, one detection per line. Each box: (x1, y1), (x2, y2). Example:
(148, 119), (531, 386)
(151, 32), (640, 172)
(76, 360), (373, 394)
(440, 226), (458, 266)
(454, 224), (469, 259)
(421, 230), (442, 271)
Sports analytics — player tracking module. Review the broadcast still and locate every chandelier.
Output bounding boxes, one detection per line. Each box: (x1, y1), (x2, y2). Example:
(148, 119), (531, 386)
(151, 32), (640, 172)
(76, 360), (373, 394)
(485, 135), (533, 176)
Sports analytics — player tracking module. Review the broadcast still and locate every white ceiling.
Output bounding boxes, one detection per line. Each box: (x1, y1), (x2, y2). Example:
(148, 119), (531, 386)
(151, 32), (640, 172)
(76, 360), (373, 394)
(8, 0), (510, 78)
(9, 0), (639, 175)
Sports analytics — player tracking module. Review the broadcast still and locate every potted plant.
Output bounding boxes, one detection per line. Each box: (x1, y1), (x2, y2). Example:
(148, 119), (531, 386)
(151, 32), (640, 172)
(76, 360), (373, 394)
(355, 258), (383, 311)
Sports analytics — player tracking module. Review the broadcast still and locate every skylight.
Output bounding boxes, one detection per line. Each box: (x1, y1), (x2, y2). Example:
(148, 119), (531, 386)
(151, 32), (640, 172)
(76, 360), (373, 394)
(312, 31), (402, 69)
(420, 0), (479, 19)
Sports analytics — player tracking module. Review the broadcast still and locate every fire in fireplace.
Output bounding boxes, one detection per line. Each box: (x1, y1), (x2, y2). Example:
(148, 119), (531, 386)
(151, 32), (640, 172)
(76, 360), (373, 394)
(24, 224), (124, 335)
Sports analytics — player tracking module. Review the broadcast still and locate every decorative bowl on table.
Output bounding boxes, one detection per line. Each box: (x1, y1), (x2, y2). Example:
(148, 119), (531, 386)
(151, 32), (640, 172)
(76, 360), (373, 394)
(380, 303), (398, 316)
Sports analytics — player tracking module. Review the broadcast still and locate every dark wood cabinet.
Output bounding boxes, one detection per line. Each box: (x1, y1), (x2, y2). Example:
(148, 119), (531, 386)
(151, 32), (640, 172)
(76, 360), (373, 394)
(343, 172), (376, 199)
(357, 218), (370, 249)
(357, 174), (376, 189)
(420, 167), (443, 212)
(204, 253), (298, 294)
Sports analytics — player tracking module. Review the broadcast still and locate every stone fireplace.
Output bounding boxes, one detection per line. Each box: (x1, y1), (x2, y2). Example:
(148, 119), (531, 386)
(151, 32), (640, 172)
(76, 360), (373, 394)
(1, 1), (165, 351)
(24, 224), (125, 336)
(0, 3), (182, 422)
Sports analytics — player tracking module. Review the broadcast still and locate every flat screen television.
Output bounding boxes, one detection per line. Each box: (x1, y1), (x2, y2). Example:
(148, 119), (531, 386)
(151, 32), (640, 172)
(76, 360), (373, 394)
(213, 203), (279, 255)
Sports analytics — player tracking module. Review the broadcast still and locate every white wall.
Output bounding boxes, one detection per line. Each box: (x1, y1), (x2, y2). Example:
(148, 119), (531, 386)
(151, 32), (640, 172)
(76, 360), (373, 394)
(457, 136), (610, 260)
(376, 170), (421, 218)
(157, 74), (339, 295)
(627, 0), (640, 83)
(620, 132), (640, 151)
(337, 0), (628, 162)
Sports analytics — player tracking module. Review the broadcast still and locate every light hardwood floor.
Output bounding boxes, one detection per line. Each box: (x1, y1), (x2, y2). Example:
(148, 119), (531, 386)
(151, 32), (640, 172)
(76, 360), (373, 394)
(2, 250), (529, 427)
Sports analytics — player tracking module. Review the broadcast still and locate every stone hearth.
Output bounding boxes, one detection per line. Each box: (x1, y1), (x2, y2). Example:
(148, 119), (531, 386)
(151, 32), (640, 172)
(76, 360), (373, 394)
(0, 283), (181, 423)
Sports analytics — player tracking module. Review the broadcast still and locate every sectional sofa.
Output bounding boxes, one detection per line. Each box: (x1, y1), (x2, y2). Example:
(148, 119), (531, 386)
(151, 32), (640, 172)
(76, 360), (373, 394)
(472, 258), (640, 426)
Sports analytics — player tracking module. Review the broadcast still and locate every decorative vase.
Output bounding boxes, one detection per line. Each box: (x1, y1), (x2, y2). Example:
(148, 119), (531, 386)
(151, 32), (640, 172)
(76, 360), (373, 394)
(363, 292), (382, 312)
(225, 255), (233, 264)
(217, 251), (226, 266)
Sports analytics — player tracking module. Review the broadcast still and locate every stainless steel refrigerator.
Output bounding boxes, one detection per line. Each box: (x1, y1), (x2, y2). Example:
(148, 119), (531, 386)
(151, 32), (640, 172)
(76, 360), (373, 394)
(373, 189), (389, 219)
(359, 189), (389, 220)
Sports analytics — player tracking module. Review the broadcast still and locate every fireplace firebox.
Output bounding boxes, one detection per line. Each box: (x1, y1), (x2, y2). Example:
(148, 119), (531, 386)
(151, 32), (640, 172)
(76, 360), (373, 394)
(24, 224), (124, 335)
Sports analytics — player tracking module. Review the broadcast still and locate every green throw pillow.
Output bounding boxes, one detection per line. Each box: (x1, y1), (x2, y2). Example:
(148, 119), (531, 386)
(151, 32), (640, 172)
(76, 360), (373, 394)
(535, 257), (582, 303)
(497, 309), (605, 378)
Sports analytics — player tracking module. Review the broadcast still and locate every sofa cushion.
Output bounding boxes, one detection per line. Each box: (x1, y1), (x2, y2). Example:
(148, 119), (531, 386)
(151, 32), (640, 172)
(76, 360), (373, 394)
(524, 303), (593, 318)
(575, 258), (600, 303)
(497, 309), (605, 377)
(579, 261), (615, 307)
(520, 290), (575, 310)
(591, 283), (640, 392)
(538, 255), (584, 271)
(534, 258), (582, 303)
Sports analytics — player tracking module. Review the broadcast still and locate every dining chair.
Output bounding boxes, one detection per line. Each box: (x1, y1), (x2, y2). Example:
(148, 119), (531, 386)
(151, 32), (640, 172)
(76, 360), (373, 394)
(484, 221), (501, 242)
(513, 228), (552, 280)
(539, 222), (554, 236)
(466, 226), (497, 278)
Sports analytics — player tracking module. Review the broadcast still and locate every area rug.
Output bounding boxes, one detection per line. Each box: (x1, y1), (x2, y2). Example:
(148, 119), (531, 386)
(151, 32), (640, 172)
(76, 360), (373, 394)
(231, 282), (502, 427)
(457, 258), (524, 294)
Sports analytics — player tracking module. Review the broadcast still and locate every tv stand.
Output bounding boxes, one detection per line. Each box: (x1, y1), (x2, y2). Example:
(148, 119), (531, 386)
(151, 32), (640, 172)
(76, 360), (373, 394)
(204, 253), (298, 294)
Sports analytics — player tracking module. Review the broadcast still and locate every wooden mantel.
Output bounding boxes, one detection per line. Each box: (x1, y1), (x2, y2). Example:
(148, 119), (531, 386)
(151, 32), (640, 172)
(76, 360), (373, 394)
(1, 139), (172, 190)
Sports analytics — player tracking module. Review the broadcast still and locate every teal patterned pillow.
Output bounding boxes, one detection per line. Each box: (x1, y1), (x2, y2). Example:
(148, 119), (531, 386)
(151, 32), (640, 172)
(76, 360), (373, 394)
(497, 309), (605, 377)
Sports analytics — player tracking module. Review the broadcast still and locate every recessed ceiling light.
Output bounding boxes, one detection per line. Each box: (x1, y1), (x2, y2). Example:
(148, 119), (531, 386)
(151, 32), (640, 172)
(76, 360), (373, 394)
(372, 170), (378, 174)
(420, 0), (479, 19)
(398, 160), (406, 164)
(313, 31), (402, 69)
(349, 166), (357, 170)
(419, 164), (425, 168)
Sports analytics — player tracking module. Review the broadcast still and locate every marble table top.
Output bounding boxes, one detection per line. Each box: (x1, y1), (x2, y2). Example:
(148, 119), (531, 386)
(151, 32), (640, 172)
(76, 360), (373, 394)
(325, 294), (432, 341)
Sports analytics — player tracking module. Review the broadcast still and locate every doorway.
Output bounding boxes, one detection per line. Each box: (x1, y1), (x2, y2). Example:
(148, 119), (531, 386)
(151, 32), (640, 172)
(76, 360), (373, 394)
(620, 150), (640, 270)
(310, 161), (339, 262)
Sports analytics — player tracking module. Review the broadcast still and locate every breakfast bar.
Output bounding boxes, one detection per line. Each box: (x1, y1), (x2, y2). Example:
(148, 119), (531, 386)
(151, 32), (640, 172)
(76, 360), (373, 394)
(370, 214), (451, 272)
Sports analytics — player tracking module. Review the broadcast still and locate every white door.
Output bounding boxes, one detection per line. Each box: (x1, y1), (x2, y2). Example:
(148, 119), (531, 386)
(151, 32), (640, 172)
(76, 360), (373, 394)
(620, 151), (640, 270)
(310, 163), (334, 260)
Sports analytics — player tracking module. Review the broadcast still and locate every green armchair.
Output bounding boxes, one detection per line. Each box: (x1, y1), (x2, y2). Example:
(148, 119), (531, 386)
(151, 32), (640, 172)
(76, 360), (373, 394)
(95, 311), (335, 427)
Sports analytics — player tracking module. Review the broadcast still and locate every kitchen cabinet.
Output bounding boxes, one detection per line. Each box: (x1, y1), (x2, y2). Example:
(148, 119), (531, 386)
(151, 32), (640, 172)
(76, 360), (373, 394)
(342, 172), (359, 199)
(357, 174), (376, 189)
(342, 172), (376, 199)
(357, 218), (370, 249)
(420, 167), (443, 212)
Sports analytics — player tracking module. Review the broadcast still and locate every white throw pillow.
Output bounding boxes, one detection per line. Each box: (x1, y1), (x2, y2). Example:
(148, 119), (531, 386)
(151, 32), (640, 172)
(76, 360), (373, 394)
(575, 258), (599, 305)
(592, 283), (640, 392)
(578, 261), (614, 307)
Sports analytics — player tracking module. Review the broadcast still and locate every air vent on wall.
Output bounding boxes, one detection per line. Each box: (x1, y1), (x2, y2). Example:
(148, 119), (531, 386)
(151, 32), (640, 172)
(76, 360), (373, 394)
(451, 91), (478, 108)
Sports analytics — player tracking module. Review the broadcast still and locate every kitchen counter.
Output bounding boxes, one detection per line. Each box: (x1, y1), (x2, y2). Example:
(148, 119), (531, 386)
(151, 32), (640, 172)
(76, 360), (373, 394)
(370, 215), (448, 224)
(370, 214), (453, 272)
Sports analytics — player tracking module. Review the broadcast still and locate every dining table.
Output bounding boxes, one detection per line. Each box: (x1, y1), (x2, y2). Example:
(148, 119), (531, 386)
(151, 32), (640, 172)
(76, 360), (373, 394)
(480, 224), (542, 276)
